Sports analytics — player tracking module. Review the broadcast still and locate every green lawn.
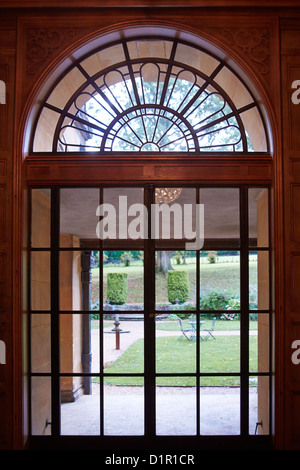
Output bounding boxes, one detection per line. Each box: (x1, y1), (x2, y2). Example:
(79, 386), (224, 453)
(91, 255), (258, 309)
(156, 318), (257, 331)
(103, 334), (258, 386)
(91, 255), (259, 387)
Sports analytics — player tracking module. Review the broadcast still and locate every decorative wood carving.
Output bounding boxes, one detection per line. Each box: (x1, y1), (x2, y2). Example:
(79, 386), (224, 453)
(26, 27), (89, 78)
(221, 27), (270, 77)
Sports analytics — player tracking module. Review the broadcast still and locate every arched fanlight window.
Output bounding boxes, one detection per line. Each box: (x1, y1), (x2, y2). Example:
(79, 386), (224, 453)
(31, 36), (269, 154)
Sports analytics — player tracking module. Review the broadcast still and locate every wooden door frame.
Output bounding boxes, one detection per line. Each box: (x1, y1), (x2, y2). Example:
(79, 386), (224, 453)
(12, 18), (284, 449)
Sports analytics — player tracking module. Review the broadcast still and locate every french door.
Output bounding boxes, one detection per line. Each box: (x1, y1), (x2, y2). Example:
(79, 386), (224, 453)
(29, 184), (273, 449)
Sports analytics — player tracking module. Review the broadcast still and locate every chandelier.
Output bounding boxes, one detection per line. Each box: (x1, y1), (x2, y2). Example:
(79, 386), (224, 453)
(155, 188), (182, 204)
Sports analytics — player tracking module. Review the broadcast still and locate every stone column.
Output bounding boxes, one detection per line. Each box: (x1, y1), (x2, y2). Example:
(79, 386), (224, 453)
(81, 251), (92, 395)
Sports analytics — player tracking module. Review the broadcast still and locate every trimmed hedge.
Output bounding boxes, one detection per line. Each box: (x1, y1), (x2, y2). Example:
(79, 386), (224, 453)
(167, 270), (190, 304)
(107, 273), (128, 305)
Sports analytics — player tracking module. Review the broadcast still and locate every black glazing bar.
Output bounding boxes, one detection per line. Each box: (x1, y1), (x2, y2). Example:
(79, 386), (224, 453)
(99, 186), (104, 436)
(45, 102), (107, 135)
(194, 102), (256, 135)
(268, 187), (273, 435)
(51, 188), (61, 436)
(76, 63), (121, 117)
(122, 41), (141, 107)
(144, 185), (156, 437)
(28, 189), (33, 432)
(179, 63), (224, 118)
(240, 187), (249, 436)
(159, 40), (178, 108)
(28, 188), (32, 352)
(196, 187), (200, 436)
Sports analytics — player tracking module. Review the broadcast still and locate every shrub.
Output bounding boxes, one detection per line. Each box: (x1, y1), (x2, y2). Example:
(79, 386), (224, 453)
(200, 290), (230, 310)
(167, 270), (190, 304)
(206, 251), (217, 263)
(200, 290), (240, 319)
(120, 251), (133, 266)
(107, 273), (128, 305)
(174, 252), (182, 264)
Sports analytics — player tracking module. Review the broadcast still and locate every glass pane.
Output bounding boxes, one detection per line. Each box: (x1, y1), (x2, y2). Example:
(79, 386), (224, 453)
(153, 187), (196, 243)
(104, 382), (144, 435)
(175, 44), (219, 76)
(155, 251), (196, 311)
(60, 377), (100, 435)
(31, 314), (51, 373)
(31, 189), (51, 248)
(249, 188), (269, 248)
(156, 379), (196, 435)
(31, 376), (52, 436)
(33, 107), (60, 152)
(103, 251), (144, 311)
(156, 316), (196, 375)
(249, 251), (269, 310)
(47, 67), (86, 110)
(249, 314), (269, 373)
(60, 188), (100, 247)
(59, 251), (99, 311)
(128, 40), (173, 61)
(60, 313), (100, 375)
(249, 376), (270, 435)
(240, 107), (267, 152)
(214, 66), (254, 108)
(200, 251), (240, 311)
(199, 188), (240, 246)
(200, 315), (240, 373)
(200, 378), (240, 435)
(102, 188), (144, 241)
(103, 313), (144, 375)
(31, 251), (51, 311)
(81, 44), (126, 77)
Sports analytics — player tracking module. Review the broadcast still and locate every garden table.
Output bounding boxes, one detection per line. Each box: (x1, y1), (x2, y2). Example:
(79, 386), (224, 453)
(188, 319), (205, 340)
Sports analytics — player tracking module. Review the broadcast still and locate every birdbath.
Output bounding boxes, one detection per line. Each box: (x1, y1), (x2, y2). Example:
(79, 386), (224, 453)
(111, 306), (122, 350)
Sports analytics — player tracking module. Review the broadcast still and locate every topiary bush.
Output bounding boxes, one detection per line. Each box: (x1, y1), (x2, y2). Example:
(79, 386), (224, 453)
(107, 273), (128, 305)
(167, 270), (190, 304)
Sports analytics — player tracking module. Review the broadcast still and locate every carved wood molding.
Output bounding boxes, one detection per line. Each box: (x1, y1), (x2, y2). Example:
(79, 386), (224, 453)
(26, 27), (89, 77)
(198, 25), (272, 84)
(23, 18), (275, 97)
(221, 27), (270, 77)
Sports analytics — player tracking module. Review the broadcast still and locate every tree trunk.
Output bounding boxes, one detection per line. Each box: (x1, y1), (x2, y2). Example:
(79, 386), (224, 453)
(156, 251), (174, 273)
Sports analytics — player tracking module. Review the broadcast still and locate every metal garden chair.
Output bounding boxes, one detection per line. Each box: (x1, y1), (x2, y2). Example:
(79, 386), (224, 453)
(178, 318), (195, 342)
(202, 317), (216, 340)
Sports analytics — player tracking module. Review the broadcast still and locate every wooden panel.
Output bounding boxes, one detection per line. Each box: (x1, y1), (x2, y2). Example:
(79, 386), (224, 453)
(0, 5), (289, 451)
(289, 323), (300, 386)
(287, 66), (300, 151)
(24, 157), (273, 184)
(0, 185), (6, 245)
(1, 1), (299, 8)
(0, 253), (5, 312)
(291, 393), (300, 448)
(0, 22), (16, 450)
(291, 252), (300, 315)
(281, 20), (300, 450)
(291, 185), (300, 242)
